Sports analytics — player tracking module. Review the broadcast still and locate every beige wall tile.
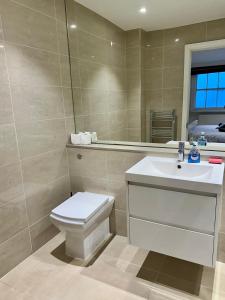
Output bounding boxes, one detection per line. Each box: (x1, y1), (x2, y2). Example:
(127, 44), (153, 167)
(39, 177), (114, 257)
(127, 109), (141, 129)
(143, 30), (164, 48)
(67, 0), (106, 40)
(163, 66), (184, 89)
(163, 45), (184, 67)
(0, 229), (31, 278)
(0, 0), (71, 276)
(68, 148), (107, 179)
(0, 163), (24, 207)
(109, 43), (125, 67)
(56, 20), (69, 56)
(79, 60), (108, 90)
(70, 175), (108, 195)
(65, 117), (75, 138)
(0, 45), (9, 85)
(60, 55), (74, 87)
(16, 119), (67, 159)
(26, 175), (70, 225)
(144, 68), (163, 90)
(126, 47), (140, 69)
(107, 180), (127, 211)
(6, 44), (61, 87)
(0, 196), (28, 244)
(81, 89), (108, 115)
(11, 0), (55, 17)
(30, 216), (59, 252)
(218, 233), (225, 263)
(108, 110), (127, 132)
(144, 90), (163, 111)
(63, 87), (74, 117)
(108, 91), (127, 112)
(22, 150), (68, 197)
(106, 151), (144, 182)
(128, 128), (142, 142)
(1, 1), (57, 51)
(12, 86), (65, 123)
(0, 84), (13, 125)
(207, 19), (225, 41)
(144, 47), (163, 69)
(0, 124), (19, 166)
(126, 30), (140, 48)
(114, 209), (127, 236)
(78, 30), (109, 65)
(163, 23), (206, 46)
(55, 0), (66, 22)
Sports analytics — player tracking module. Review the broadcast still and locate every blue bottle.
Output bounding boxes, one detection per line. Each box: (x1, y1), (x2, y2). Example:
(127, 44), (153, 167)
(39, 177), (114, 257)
(188, 142), (200, 163)
(197, 132), (207, 146)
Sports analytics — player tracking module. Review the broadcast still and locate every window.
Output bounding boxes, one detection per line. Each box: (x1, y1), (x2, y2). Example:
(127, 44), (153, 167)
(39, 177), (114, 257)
(195, 71), (225, 109)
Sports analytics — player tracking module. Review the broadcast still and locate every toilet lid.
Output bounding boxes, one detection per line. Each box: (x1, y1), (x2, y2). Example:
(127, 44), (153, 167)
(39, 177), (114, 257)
(51, 192), (109, 223)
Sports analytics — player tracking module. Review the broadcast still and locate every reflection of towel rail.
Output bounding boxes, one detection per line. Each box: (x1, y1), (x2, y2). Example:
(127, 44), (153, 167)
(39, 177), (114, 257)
(150, 110), (176, 142)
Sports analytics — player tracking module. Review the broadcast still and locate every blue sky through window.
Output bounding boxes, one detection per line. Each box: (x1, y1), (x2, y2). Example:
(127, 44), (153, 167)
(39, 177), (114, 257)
(195, 71), (225, 109)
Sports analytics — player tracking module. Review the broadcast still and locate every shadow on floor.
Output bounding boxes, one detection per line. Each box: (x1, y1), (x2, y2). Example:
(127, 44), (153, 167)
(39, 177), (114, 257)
(51, 242), (74, 263)
(51, 235), (115, 266)
(137, 252), (210, 296)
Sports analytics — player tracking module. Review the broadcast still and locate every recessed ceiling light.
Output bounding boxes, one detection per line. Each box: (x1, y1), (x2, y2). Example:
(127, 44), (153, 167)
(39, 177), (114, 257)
(139, 7), (147, 14)
(175, 38), (180, 42)
(70, 24), (77, 29)
(146, 44), (151, 47)
(0, 44), (4, 48)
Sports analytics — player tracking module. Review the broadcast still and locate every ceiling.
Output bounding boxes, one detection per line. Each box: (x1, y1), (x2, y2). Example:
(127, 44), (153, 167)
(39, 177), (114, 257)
(192, 48), (225, 67)
(75, 0), (225, 31)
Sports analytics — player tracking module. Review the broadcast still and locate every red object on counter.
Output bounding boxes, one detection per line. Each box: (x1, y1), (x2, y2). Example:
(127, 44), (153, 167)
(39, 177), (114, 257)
(208, 157), (223, 164)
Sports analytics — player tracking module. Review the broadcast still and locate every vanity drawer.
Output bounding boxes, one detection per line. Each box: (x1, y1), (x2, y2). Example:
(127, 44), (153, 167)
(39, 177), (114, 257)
(129, 217), (214, 267)
(129, 185), (216, 233)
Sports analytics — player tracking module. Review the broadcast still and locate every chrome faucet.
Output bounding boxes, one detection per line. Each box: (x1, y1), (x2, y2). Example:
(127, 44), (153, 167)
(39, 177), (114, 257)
(178, 142), (185, 162)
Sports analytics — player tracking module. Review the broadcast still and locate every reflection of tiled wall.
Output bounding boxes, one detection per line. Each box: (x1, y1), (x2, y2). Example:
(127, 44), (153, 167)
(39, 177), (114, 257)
(67, 0), (128, 141)
(0, 0), (74, 277)
(143, 19), (225, 142)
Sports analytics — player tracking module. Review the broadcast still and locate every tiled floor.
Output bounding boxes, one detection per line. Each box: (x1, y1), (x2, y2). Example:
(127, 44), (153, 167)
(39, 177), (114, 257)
(0, 234), (225, 300)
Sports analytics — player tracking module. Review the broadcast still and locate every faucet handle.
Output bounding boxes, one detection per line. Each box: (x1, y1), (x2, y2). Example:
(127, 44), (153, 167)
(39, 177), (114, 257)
(178, 141), (185, 150)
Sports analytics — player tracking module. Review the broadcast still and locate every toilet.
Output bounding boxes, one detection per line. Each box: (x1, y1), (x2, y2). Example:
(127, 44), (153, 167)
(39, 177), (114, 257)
(50, 192), (114, 261)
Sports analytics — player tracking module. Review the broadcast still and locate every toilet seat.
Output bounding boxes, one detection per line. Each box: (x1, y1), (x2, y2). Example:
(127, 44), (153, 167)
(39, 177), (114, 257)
(51, 192), (109, 223)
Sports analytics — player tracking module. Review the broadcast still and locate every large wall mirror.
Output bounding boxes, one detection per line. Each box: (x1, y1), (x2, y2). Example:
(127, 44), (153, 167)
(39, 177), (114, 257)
(65, 0), (225, 150)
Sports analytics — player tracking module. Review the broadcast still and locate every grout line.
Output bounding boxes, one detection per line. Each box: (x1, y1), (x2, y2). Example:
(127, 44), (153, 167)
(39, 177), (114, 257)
(2, 31), (33, 253)
(11, 0), (61, 22)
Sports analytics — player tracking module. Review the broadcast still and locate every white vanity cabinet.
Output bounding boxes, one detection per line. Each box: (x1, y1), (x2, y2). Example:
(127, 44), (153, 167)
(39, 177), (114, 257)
(126, 157), (224, 268)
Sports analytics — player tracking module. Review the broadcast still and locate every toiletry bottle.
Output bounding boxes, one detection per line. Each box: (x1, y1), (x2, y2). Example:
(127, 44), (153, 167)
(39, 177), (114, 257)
(197, 132), (207, 146)
(188, 142), (200, 163)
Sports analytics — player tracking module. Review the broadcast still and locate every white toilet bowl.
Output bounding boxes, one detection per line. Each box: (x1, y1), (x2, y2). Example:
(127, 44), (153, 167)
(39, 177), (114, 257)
(50, 192), (114, 260)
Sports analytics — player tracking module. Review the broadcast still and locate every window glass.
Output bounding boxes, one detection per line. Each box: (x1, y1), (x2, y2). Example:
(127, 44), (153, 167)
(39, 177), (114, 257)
(195, 71), (225, 109)
(197, 74), (207, 89)
(219, 72), (225, 88)
(217, 90), (225, 107)
(196, 91), (206, 108)
(206, 90), (217, 107)
(207, 73), (218, 88)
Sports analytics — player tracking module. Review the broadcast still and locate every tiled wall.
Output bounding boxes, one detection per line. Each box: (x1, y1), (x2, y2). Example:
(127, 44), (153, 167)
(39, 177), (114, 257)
(66, 0), (128, 141)
(0, 0), (74, 277)
(68, 147), (225, 263)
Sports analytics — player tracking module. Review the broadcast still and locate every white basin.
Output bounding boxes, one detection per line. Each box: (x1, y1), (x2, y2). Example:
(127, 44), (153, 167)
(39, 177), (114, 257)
(126, 156), (224, 193)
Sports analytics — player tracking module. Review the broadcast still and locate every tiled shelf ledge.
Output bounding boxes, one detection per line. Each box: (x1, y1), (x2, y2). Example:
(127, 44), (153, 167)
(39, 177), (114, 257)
(67, 142), (225, 157)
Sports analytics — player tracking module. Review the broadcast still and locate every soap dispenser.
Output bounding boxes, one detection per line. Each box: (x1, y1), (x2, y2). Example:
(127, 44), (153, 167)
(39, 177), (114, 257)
(188, 142), (200, 163)
(197, 132), (207, 146)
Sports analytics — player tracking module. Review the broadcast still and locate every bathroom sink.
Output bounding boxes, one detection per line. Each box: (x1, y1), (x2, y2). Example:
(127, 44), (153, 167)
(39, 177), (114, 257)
(126, 156), (224, 193)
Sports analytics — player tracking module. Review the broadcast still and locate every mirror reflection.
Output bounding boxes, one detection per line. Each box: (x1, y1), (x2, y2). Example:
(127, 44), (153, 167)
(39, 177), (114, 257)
(65, 0), (225, 146)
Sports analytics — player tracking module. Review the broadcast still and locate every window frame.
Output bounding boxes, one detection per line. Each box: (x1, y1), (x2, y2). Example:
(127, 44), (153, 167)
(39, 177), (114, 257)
(191, 65), (225, 112)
